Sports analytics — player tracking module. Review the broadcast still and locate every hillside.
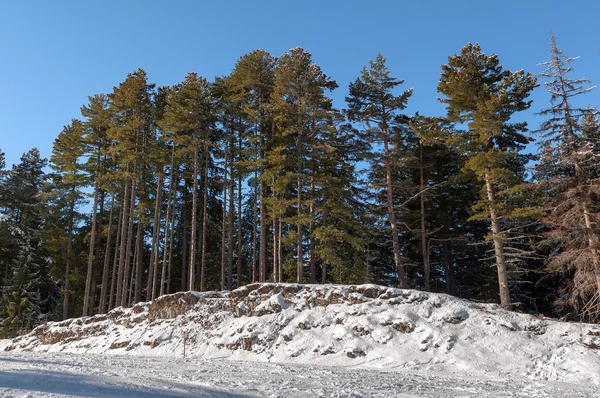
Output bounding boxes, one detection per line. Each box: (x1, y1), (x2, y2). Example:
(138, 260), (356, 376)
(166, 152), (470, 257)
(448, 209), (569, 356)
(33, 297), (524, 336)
(2, 283), (600, 385)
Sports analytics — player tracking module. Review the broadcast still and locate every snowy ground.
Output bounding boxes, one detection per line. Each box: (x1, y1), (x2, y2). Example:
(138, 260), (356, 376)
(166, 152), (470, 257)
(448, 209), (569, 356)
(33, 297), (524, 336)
(2, 284), (600, 397)
(1, 351), (599, 398)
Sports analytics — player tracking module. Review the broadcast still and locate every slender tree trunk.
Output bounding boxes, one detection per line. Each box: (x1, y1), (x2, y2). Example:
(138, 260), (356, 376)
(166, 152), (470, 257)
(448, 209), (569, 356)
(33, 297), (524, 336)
(159, 155), (177, 297)
(485, 171), (510, 306)
(383, 133), (407, 288)
(134, 219), (144, 304)
(442, 241), (454, 295)
(83, 181), (100, 316)
(121, 179), (137, 307)
(321, 205), (329, 284)
(272, 190), (278, 283)
(91, 189), (106, 314)
(227, 161), (234, 290)
(259, 178), (267, 282)
(116, 178), (131, 307)
(220, 147), (228, 290)
(273, 212), (278, 283)
(189, 146), (199, 291)
(200, 141), (209, 291)
(99, 192), (115, 313)
(278, 218), (283, 283)
(419, 143), (430, 291)
(181, 202), (188, 292)
(161, 190), (176, 297)
(127, 247), (135, 306)
(252, 170), (258, 283)
(237, 161), (243, 288)
(109, 199), (124, 310)
(309, 176), (316, 284)
(166, 212), (175, 294)
(147, 173), (163, 300)
(296, 175), (303, 283)
(90, 273), (98, 316)
(150, 174), (164, 299)
(63, 192), (75, 320)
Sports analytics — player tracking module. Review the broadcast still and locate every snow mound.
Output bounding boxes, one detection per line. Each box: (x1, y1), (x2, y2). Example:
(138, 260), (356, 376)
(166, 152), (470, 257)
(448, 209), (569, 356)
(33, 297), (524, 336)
(2, 283), (600, 384)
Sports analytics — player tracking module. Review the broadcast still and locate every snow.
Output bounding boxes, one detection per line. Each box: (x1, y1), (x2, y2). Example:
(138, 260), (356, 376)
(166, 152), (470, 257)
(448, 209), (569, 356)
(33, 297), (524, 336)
(1, 351), (598, 397)
(1, 283), (600, 397)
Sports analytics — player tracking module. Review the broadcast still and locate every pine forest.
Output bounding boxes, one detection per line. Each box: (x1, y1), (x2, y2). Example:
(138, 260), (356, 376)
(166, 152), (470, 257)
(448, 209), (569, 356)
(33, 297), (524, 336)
(3, 36), (600, 338)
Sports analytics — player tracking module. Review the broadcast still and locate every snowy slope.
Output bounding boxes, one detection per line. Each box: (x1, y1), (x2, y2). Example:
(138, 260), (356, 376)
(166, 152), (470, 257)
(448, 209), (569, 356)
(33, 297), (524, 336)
(2, 283), (600, 387)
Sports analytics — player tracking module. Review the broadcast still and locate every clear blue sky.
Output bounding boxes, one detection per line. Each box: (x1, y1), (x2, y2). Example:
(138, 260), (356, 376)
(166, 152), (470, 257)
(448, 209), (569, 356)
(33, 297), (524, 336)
(1, 0), (599, 167)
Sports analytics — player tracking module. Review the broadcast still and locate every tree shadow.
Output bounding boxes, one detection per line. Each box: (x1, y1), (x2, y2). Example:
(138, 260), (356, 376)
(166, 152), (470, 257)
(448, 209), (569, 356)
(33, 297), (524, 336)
(0, 369), (251, 397)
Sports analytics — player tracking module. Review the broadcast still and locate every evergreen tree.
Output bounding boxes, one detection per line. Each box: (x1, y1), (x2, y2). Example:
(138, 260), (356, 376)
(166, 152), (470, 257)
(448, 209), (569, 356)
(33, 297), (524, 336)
(46, 120), (87, 319)
(270, 47), (338, 283)
(228, 50), (276, 283)
(437, 43), (538, 306)
(346, 54), (413, 288)
(1, 240), (41, 336)
(535, 34), (600, 320)
(159, 73), (214, 291)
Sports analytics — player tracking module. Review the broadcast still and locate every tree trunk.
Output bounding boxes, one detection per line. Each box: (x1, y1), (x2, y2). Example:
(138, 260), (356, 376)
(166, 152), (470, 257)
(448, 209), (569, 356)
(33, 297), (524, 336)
(189, 146), (199, 291)
(259, 179), (267, 282)
(220, 148), (228, 291)
(296, 175), (303, 283)
(237, 160), (243, 288)
(159, 155), (177, 297)
(99, 192), (116, 314)
(63, 190), (75, 320)
(115, 178), (131, 307)
(442, 241), (454, 295)
(120, 179), (137, 307)
(166, 212), (175, 295)
(134, 218), (144, 304)
(272, 187), (278, 283)
(419, 143), (430, 291)
(278, 204), (283, 283)
(383, 134), (407, 288)
(273, 212), (278, 283)
(252, 169), (258, 283)
(582, 201), (600, 293)
(92, 189), (106, 314)
(109, 198), (124, 310)
(181, 202), (188, 292)
(83, 181), (100, 316)
(485, 171), (510, 306)
(151, 174), (164, 299)
(227, 161), (234, 290)
(147, 173), (163, 300)
(309, 176), (316, 284)
(200, 141), (209, 291)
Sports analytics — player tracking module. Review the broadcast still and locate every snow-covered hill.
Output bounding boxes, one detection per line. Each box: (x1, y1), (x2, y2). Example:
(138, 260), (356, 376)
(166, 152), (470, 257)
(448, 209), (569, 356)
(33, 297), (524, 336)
(2, 283), (600, 386)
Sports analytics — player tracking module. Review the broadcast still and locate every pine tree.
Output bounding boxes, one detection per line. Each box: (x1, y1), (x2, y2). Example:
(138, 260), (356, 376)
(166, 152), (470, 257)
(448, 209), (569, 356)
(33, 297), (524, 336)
(159, 73), (213, 291)
(1, 241), (41, 336)
(0, 150), (57, 335)
(270, 47), (338, 283)
(228, 50), (277, 283)
(346, 54), (413, 288)
(105, 70), (155, 308)
(535, 34), (600, 320)
(312, 116), (367, 283)
(437, 43), (537, 306)
(46, 120), (87, 319)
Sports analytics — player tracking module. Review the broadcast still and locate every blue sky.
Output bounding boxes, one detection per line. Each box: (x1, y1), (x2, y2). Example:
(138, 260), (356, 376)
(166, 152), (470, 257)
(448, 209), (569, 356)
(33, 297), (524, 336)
(1, 0), (599, 167)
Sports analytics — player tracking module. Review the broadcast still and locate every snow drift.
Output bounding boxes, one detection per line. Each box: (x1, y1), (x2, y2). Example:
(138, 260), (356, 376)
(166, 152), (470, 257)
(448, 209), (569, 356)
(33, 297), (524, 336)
(2, 283), (600, 384)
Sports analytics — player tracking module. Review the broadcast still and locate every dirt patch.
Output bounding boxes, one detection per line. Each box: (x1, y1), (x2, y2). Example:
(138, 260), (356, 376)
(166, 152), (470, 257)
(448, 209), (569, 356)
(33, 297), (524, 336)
(147, 292), (200, 321)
